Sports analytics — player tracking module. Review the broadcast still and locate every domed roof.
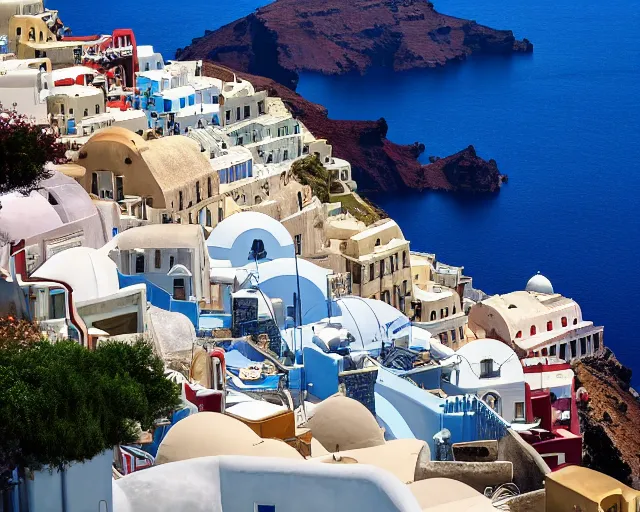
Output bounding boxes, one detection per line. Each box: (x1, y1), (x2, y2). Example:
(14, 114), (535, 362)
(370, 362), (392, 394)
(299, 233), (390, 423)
(32, 247), (119, 303)
(525, 272), (554, 294)
(304, 396), (385, 453)
(155, 412), (302, 465)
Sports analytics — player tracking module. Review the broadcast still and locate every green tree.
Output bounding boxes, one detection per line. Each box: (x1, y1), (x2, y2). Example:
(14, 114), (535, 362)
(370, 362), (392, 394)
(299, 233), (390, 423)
(0, 337), (180, 482)
(0, 110), (66, 196)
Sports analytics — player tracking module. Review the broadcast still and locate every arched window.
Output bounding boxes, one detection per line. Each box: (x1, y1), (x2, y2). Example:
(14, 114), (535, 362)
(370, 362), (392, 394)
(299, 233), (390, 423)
(561, 316), (568, 328)
(430, 311), (436, 321)
(515, 331), (522, 338)
(444, 307), (449, 317)
(453, 305), (457, 314)
(530, 325), (537, 336)
(482, 392), (501, 415)
(208, 177), (212, 197)
(375, 238), (381, 247)
(547, 321), (553, 331)
(28, 27), (35, 41)
(573, 318), (578, 325)
(206, 209), (212, 227)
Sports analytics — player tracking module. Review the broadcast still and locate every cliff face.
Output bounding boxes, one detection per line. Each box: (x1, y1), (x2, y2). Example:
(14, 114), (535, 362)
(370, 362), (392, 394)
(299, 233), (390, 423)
(573, 349), (640, 489)
(178, 0), (532, 90)
(203, 63), (503, 193)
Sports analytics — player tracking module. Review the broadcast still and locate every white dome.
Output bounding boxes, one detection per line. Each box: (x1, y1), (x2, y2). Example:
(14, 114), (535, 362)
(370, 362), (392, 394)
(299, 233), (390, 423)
(525, 272), (554, 294)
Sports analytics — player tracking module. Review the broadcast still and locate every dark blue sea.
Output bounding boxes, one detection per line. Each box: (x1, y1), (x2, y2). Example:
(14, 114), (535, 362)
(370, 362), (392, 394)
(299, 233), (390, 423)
(50, 0), (640, 378)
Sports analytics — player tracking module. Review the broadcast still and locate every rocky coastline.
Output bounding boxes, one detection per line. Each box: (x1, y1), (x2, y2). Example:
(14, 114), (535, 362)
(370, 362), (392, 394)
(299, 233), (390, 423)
(573, 350), (640, 489)
(202, 62), (505, 194)
(177, 0), (532, 91)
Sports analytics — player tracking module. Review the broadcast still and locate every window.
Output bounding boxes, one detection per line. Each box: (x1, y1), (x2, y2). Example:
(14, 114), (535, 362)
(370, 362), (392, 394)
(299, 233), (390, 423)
(559, 343), (567, 360)
(208, 177), (212, 197)
(225, 110), (231, 122)
(550, 344), (557, 356)
(135, 254), (145, 273)
(218, 207), (223, 223)
(380, 260), (384, 277)
(283, 149), (288, 160)
(16, 27), (21, 36)
(294, 234), (302, 255)
(196, 181), (201, 203)
(257, 101), (265, 115)
(570, 339), (577, 358)
(453, 305), (456, 314)
(547, 320), (553, 331)
(179, 191), (183, 210)
(440, 308), (444, 319)
(459, 326), (464, 340)
(430, 311), (436, 321)
(403, 280), (408, 296)
(482, 392), (501, 415)
(375, 238), (381, 246)
(515, 331), (522, 338)
(451, 329), (457, 342)
(444, 307), (449, 317)
(480, 359), (495, 378)
(244, 105), (251, 118)
(573, 318), (578, 325)
(83, 108), (88, 117)
(402, 251), (407, 268)
(206, 208), (212, 227)
(173, 278), (186, 300)
(514, 402), (525, 420)
(95, 104), (100, 114)
(28, 27), (35, 41)
(561, 316), (568, 327)
(255, 505), (276, 512)
(91, 172), (98, 196)
(169, 256), (175, 269)
(145, 62), (150, 71)
(69, 108), (74, 115)
(530, 325), (537, 336)
(154, 250), (161, 269)
(188, 213), (193, 224)
(393, 253), (398, 271)
(580, 337), (587, 356)
(236, 107), (241, 120)
(594, 332), (601, 352)
(369, 263), (375, 281)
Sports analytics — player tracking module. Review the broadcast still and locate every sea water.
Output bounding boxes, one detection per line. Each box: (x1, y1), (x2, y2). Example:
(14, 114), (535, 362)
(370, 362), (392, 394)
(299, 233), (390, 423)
(49, 0), (640, 377)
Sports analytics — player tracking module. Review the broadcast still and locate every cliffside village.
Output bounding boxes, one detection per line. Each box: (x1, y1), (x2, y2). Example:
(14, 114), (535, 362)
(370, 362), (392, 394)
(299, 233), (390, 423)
(0, 2), (633, 512)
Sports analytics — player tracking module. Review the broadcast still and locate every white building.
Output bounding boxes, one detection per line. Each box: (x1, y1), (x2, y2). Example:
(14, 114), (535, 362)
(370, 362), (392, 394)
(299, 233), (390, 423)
(443, 338), (526, 424)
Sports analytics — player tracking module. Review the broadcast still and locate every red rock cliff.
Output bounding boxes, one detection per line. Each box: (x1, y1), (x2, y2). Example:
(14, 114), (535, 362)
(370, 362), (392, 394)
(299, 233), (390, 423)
(178, 0), (532, 90)
(573, 349), (640, 489)
(203, 62), (504, 193)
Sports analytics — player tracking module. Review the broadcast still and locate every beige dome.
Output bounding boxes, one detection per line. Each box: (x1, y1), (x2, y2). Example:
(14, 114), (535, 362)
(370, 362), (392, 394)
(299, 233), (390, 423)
(156, 412), (303, 465)
(304, 396), (385, 453)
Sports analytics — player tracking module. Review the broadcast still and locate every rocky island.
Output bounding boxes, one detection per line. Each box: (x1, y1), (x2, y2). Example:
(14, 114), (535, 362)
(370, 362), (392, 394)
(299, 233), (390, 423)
(202, 62), (505, 193)
(177, 0), (533, 90)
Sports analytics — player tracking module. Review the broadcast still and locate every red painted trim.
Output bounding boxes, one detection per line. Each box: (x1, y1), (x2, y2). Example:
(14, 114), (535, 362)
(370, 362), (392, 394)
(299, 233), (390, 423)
(524, 382), (534, 423)
(61, 35), (101, 41)
(523, 363), (572, 373)
(10, 241), (87, 346)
